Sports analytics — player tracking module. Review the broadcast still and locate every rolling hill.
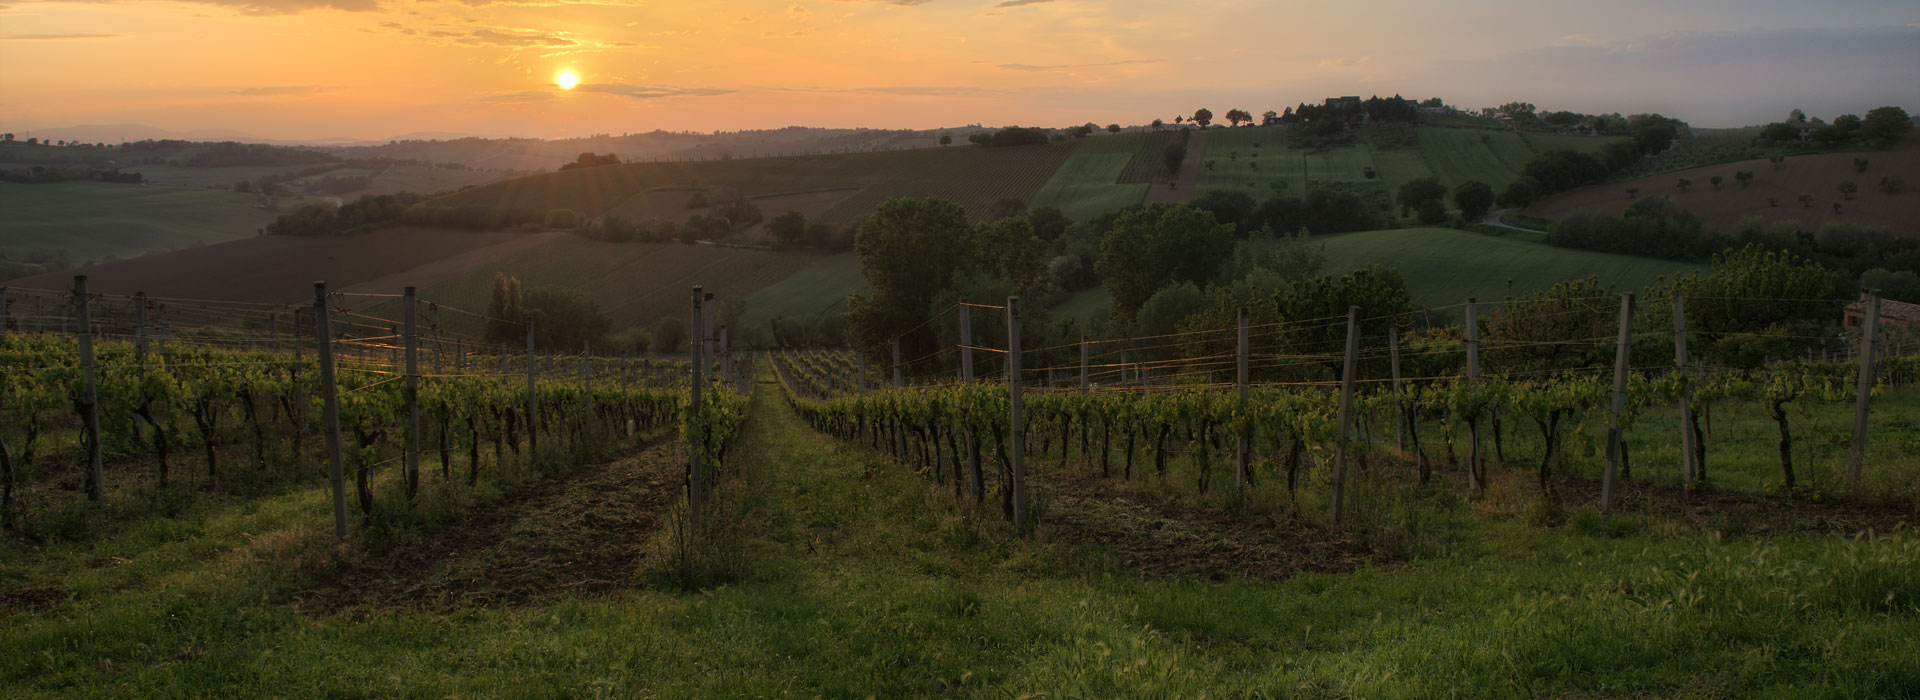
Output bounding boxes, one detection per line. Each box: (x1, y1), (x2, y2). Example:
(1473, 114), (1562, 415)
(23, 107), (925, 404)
(1523, 138), (1920, 233)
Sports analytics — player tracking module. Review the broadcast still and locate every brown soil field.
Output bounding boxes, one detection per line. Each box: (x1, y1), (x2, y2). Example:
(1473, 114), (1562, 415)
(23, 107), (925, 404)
(1524, 139), (1920, 233)
(4, 227), (536, 305)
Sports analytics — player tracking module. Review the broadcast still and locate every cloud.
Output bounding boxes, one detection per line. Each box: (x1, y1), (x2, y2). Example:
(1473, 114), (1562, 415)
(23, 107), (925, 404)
(829, 0), (936, 5)
(2, 33), (124, 40)
(1314, 56), (1370, 69)
(575, 83), (736, 99)
(775, 85), (1004, 96)
(997, 58), (1161, 72)
(228, 85), (329, 96)
(460, 28), (576, 47)
(994, 0), (1051, 6)
(789, 3), (810, 19)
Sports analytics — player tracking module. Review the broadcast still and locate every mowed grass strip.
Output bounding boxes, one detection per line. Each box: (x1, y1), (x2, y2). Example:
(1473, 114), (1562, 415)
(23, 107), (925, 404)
(1030, 136), (1149, 222)
(1303, 227), (1699, 308)
(0, 181), (276, 264)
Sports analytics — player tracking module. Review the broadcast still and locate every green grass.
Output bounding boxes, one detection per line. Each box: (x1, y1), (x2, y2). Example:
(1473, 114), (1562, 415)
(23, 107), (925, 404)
(736, 252), (865, 337)
(5, 378), (1918, 698)
(1306, 227), (1700, 309)
(1412, 127), (1533, 190)
(1030, 137), (1148, 222)
(0, 181), (276, 265)
(432, 143), (1077, 226)
(358, 236), (824, 336)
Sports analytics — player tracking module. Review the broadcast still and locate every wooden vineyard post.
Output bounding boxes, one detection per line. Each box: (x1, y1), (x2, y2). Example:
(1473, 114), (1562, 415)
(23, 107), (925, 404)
(1602, 292), (1634, 512)
(719, 327), (730, 386)
(1848, 290), (1881, 492)
(0, 287), (7, 341)
(1080, 335), (1090, 391)
(1464, 297), (1483, 493)
(1330, 306), (1359, 523)
(891, 339), (903, 387)
(961, 300), (983, 502)
(314, 282), (348, 540)
(583, 339), (593, 431)
(1673, 290), (1698, 484)
(1006, 296), (1028, 531)
(703, 292), (717, 372)
(1390, 327), (1405, 454)
(134, 292), (149, 365)
(265, 313), (277, 352)
(1236, 307), (1250, 492)
(688, 287), (706, 533)
(525, 317), (537, 453)
(404, 287), (421, 499)
(74, 276), (105, 502)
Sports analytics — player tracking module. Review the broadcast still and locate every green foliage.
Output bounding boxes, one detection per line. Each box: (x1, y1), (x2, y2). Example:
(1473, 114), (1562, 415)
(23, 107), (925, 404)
(1396, 177), (1446, 216)
(1860, 106), (1912, 143)
(1452, 180), (1495, 221)
(1094, 204), (1236, 327)
(522, 286), (613, 351)
(653, 316), (689, 353)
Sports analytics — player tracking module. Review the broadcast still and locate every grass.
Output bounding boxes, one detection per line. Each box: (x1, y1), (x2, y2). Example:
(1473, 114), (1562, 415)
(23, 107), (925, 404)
(1411, 127), (1532, 190)
(432, 142), (1077, 226)
(0, 181), (275, 265)
(1306, 227), (1700, 309)
(1030, 136), (1148, 222)
(1053, 286), (1110, 326)
(5, 378), (1918, 698)
(736, 252), (865, 338)
(358, 236), (824, 336)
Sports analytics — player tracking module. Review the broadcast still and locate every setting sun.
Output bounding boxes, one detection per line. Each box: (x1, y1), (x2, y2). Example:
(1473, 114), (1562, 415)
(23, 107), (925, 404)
(556, 71), (579, 90)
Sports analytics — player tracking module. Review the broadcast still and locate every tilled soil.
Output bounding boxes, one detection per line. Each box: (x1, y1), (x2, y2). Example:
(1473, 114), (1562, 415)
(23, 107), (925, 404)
(298, 439), (686, 613)
(1038, 471), (1377, 582)
(1552, 476), (1916, 535)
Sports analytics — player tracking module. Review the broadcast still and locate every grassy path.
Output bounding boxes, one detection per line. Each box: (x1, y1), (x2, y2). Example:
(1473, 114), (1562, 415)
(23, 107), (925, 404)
(3, 378), (1917, 697)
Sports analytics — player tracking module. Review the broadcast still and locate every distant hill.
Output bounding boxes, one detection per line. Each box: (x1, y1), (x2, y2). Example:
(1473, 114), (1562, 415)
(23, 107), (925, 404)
(323, 126), (1003, 172)
(1524, 138), (1919, 234)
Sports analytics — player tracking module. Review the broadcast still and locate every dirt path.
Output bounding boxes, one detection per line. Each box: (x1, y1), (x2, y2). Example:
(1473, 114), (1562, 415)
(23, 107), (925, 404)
(1143, 128), (1210, 205)
(1481, 207), (1545, 233)
(298, 438), (686, 612)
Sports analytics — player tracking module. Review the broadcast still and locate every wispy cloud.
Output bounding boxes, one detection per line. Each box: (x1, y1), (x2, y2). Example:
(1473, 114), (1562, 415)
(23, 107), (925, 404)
(460, 28), (576, 47)
(3, 33), (125, 40)
(997, 58), (1161, 72)
(229, 85), (329, 96)
(576, 83), (735, 99)
(995, 0), (1051, 7)
(774, 85), (1004, 96)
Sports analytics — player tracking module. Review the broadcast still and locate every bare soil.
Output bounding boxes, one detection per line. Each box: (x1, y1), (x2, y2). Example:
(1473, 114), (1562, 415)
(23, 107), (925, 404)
(1524, 139), (1920, 233)
(1038, 469), (1377, 582)
(1143, 129), (1209, 205)
(297, 438), (686, 613)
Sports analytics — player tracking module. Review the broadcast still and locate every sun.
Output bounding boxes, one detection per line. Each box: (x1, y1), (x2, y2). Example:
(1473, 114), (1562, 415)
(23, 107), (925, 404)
(556, 71), (579, 90)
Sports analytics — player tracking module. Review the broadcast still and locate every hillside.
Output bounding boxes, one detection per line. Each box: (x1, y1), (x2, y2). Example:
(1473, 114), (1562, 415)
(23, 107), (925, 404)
(428, 140), (1081, 226)
(1310, 227), (1699, 307)
(1524, 138), (1920, 233)
(0, 181), (277, 267)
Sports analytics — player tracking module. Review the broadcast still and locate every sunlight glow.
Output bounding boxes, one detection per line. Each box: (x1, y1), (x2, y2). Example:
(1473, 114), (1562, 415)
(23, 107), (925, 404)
(556, 71), (579, 90)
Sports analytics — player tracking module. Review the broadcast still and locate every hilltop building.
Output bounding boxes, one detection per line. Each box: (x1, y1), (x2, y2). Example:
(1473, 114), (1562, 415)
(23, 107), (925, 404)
(1844, 292), (1920, 329)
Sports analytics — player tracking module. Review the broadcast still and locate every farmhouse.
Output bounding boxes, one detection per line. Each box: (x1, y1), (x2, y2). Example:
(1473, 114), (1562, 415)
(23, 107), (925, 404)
(1844, 292), (1920, 329)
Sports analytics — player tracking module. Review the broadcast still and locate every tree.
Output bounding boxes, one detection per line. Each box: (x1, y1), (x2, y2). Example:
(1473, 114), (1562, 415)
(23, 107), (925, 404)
(939, 133), (952, 147)
(1191, 108), (1213, 129)
(232, 180), (253, 193)
(1798, 194), (1814, 208)
(1151, 118), (1164, 132)
(1224, 109), (1251, 127)
(1106, 124), (1121, 134)
(1095, 204), (1236, 326)
(1861, 106), (1912, 143)
(1759, 122), (1800, 143)
(653, 316), (688, 353)
(768, 210), (808, 247)
(1656, 245), (1833, 367)
(1710, 175), (1724, 190)
(1396, 177), (1446, 216)
(1189, 189), (1257, 234)
(844, 197), (1004, 356)
(1837, 182), (1858, 200)
(1788, 108), (1808, 124)
(1027, 206), (1071, 242)
(987, 197), (1027, 221)
(1416, 199), (1448, 225)
(1131, 282), (1206, 357)
(1453, 180), (1495, 221)
(1677, 177), (1692, 192)
(1853, 157), (1870, 173)
(1626, 187), (1640, 200)
(1499, 177), (1540, 208)
(484, 273), (525, 344)
(1262, 110), (1278, 124)
(1162, 143), (1187, 174)
(1735, 170), (1754, 188)
(522, 287), (612, 351)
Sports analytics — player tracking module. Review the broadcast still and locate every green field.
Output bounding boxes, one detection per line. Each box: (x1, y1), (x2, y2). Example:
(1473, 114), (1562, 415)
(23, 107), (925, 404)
(0, 181), (275, 266)
(1029, 136), (1149, 222)
(1410, 127), (1535, 190)
(736, 252), (865, 339)
(433, 143), (1078, 226)
(1310, 227), (1699, 308)
(1195, 126), (1379, 195)
(5, 378), (1917, 698)
(358, 237), (825, 337)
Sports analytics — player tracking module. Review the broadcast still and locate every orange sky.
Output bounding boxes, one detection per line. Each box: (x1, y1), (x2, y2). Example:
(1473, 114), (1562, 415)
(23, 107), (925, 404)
(1, 0), (1915, 140)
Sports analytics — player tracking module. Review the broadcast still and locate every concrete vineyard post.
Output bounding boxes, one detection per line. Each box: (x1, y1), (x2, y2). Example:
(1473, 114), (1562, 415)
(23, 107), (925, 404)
(1236, 306), (1249, 492)
(1080, 336), (1090, 392)
(134, 292), (149, 366)
(1602, 293), (1634, 512)
(1848, 290), (1881, 492)
(0, 287), (7, 340)
(314, 282), (348, 540)
(1331, 305), (1358, 523)
(1390, 327), (1405, 454)
(891, 339), (903, 387)
(1464, 297), (1482, 493)
(404, 287), (421, 499)
(525, 317), (537, 452)
(689, 287), (705, 533)
(1006, 296), (1028, 531)
(1673, 290), (1698, 483)
(74, 276), (104, 502)
(960, 300), (982, 502)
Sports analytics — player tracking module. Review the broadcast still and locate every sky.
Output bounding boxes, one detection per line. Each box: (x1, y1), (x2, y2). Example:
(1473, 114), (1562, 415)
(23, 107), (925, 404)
(1, 0), (1916, 141)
